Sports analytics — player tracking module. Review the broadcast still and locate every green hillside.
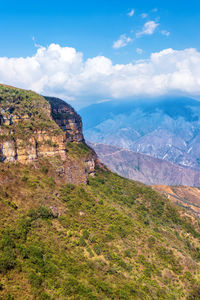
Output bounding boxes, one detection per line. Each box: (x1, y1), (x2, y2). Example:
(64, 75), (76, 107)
(0, 84), (61, 139)
(0, 151), (200, 299)
(0, 84), (200, 299)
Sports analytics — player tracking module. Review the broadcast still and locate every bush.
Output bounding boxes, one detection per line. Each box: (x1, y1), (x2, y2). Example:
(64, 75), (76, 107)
(16, 217), (32, 239)
(28, 244), (44, 267)
(63, 276), (94, 298)
(0, 233), (15, 249)
(93, 245), (102, 256)
(79, 237), (87, 247)
(37, 206), (53, 219)
(39, 292), (51, 299)
(0, 247), (16, 273)
(27, 208), (38, 220)
(41, 166), (49, 174)
(28, 272), (43, 288)
(82, 229), (89, 240)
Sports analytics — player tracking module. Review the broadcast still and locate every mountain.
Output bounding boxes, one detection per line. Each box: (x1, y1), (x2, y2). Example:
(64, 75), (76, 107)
(80, 97), (200, 170)
(1, 85), (200, 299)
(90, 143), (200, 186)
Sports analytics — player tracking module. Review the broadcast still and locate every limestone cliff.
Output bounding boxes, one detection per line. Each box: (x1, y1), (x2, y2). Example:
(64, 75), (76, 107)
(0, 84), (96, 183)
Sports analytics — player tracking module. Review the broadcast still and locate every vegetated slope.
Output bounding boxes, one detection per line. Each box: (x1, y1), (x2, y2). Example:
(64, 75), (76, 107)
(80, 97), (200, 170)
(1, 162), (200, 299)
(90, 143), (200, 187)
(152, 185), (200, 218)
(1, 85), (200, 299)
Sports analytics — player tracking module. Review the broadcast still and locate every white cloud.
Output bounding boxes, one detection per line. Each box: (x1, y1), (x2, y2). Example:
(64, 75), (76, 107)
(141, 13), (148, 19)
(161, 30), (170, 37)
(127, 9), (135, 17)
(136, 48), (143, 54)
(0, 44), (200, 104)
(136, 21), (159, 37)
(113, 34), (132, 49)
(152, 8), (158, 12)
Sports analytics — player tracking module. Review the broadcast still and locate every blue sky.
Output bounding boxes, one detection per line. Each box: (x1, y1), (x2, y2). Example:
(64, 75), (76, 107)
(1, 0), (200, 63)
(0, 0), (200, 107)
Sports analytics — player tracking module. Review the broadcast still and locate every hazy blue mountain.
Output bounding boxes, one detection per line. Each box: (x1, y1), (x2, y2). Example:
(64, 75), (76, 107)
(80, 97), (200, 169)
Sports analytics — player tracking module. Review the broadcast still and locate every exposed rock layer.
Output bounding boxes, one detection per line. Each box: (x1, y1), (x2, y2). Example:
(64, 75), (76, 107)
(45, 96), (84, 143)
(0, 85), (96, 183)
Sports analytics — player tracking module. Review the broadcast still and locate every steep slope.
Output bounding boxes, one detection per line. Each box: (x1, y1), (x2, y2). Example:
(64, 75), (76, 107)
(1, 86), (200, 299)
(90, 143), (200, 186)
(80, 97), (200, 170)
(152, 185), (200, 218)
(0, 84), (96, 184)
(1, 163), (200, 299)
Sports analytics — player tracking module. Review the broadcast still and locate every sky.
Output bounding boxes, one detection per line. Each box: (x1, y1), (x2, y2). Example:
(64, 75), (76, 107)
(0, 0), (200, 108)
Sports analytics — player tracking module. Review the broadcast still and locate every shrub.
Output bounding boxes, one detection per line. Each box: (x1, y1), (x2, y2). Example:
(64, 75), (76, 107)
(27, 208), (38, 220)
(63, 276), (93, 297)
(39, 292), (51, 299)
(0, 233), (15, 249)
(37, 206), (53, 219)
(79, 237), (87, 247)
(41, 166), (49, 174)
(93, 245), (102, 256)
(16, 217), (32, 239)
(28, 272), (43, 288)
(82, 229), (89, 240)
(0, 248), (16, 273)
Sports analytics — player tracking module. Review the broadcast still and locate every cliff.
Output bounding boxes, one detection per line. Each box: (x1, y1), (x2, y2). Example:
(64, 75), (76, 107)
(0, 84), (96, 183)
(45, 96), (84, 143)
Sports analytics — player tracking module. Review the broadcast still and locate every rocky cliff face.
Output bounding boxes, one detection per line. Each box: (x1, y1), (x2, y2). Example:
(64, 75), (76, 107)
(0, 84), (96, 182)
(45, 96), (84, 143)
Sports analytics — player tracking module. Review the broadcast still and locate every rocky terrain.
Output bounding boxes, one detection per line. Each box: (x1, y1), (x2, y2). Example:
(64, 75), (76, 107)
(80, 97), (200, 170)
(90, 143), (200, 186)
(0, 84), (96, 183)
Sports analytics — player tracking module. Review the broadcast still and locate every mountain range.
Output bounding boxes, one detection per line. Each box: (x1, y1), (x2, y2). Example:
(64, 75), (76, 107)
(90, 143), (200, 187)
(80, 97), (200, 171)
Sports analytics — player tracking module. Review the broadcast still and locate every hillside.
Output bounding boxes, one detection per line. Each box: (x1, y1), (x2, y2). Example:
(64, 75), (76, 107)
(152, 185), (200, 218)
(90, 143), (200, 187)
(1, 85), (200, 299)
(80, 97), (200, 170)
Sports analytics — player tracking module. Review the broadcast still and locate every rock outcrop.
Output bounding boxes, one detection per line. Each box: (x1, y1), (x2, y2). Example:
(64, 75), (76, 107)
(0, 84), (96, 183)
(45, 96), (84, 143)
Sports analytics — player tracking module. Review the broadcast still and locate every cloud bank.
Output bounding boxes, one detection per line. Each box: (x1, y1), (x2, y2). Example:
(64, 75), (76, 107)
(0, 44), (200, 103)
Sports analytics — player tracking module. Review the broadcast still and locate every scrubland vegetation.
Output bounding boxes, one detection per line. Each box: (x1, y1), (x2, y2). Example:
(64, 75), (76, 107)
(0, 148), (200, 299)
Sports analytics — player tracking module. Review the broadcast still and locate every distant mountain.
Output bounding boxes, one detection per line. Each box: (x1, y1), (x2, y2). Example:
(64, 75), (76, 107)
(80, 97), (200, 169)
(90, 143), (200, 187)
